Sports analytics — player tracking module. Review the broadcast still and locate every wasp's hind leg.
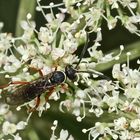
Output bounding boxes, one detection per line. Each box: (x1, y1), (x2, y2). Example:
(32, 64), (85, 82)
(28, 95), (41, 112)
(0, 81), (30, 89)
(29, 87), (55, 113)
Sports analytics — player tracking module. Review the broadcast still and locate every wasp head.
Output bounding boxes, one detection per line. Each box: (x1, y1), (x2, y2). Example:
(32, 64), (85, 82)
(65, 65), (77, 80)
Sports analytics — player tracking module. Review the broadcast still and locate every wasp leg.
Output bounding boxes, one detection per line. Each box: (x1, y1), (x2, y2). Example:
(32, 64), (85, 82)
(28, 95), (41, 112)
(10, 81), (30, 85)
(0, 83), (11, 89)
(45, 84), (67, 102)
(28, 66), (44, 77)
(61, 83), (68, 92)
(45, 87), (55, 102)
(54, 66), (57, 71)
(0, 81), (30, 89)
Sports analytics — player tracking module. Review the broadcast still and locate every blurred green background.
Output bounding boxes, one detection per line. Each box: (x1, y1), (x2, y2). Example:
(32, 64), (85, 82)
(0, 0), (140, 140)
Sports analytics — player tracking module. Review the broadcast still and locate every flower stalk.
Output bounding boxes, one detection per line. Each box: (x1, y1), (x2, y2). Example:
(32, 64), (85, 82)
(0, 0), (140, 139)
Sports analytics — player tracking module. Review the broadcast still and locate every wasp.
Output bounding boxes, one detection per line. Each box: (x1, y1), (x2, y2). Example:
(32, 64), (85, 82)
(0, 32), (111, 110)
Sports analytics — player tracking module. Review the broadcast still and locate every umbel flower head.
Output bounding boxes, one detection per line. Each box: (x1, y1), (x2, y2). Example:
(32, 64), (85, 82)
(0, 0), (140, 139)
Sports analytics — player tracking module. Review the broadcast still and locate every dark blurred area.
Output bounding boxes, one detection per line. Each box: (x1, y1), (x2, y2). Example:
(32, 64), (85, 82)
(0, 1), (140, 139)
(0, 0), (20, 34)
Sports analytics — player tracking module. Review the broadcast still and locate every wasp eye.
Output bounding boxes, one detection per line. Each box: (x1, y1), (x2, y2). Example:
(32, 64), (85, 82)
(65, 65), (77, 80)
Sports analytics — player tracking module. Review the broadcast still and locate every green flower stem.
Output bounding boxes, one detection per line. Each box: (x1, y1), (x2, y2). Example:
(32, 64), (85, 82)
(15, 0), (36, 36)
(28, 130), (40, 140)
(58, 34), (65, 49)
(84, 109), (136, 125)
(95, 41), (140, 71)
(47, 100), (137, 126)
(105, 1), (111, 18)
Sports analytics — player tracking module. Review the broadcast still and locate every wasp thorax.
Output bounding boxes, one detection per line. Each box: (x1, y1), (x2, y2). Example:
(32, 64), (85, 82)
(50, 71), (66, 84)
(65, 65), (77, 80)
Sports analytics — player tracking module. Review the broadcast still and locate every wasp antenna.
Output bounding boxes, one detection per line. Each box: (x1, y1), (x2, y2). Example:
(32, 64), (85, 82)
(76, 70), (112, 81)
(75, 32), (89, 69)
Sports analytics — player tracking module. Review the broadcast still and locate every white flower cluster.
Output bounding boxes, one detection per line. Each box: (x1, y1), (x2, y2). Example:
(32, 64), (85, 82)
(0, 103), (32, 140)
(50, 120), (74, 140)
(63, 0), (140, 35)
(77, 58), (140, 139)
(0, 0), (140, 140)
(82, 117), (140, 140)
